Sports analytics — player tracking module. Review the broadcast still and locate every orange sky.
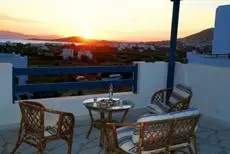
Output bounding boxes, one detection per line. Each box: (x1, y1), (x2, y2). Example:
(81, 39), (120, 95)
(0, 0), (229, 41)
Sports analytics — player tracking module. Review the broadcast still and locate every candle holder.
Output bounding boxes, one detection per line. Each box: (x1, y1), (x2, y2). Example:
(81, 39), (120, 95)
(108, 83), (113, 100)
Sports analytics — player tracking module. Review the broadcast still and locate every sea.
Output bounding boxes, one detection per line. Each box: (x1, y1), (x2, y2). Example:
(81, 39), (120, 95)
(0, 38), (82, 46)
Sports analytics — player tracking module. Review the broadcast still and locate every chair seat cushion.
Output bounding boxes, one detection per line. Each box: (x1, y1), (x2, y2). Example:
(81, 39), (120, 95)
(147, 102), (169, 114)
(45, 126), (57, 136)
(44, 112), (59, 136)
(117, 126), (136, 154)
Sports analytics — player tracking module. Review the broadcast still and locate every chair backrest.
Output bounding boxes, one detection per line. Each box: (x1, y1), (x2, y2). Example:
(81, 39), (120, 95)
(171, 114), (199, 145)
(168, 84), (192, 111)
(19, 101), (45, 136)
(139, 119), (173, 152)
(136, 108), (200, 153)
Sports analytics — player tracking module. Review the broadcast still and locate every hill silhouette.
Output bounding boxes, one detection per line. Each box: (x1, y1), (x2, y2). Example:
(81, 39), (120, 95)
(182, 28), (214, 42)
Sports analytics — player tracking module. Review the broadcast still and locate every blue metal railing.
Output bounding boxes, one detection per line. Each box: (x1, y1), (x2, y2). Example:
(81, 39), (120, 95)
(13, 65), (138, 101)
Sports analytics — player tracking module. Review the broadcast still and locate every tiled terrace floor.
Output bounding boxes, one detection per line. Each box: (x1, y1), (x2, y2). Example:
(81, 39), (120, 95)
(1, 109), (230, 154)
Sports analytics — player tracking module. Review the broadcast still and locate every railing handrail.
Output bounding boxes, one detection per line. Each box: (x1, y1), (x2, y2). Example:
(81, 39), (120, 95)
(13, 65), (138, 101)
(14, 65), (136, 76)
(14, 79), (134, 93)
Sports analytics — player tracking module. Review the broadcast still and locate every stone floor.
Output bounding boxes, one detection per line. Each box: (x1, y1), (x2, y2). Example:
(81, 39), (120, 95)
(1, 109), (230, 154)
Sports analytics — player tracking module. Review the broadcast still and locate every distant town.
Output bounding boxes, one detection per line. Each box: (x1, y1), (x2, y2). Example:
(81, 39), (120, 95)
(0, 28), (213, 99)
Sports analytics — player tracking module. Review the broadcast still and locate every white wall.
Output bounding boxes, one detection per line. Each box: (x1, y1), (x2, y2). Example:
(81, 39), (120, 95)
(2, 61), (230, 126)
(0, 53), (28, 85)
(213, 5), (230, 54)
(0, 63), (20, 127)
(61, 49), (74, 59)
(187, 52), (230, 68)
(136, 62), (168, 108)
(0, 62), (168, 127)
(175, 63), (230, 122)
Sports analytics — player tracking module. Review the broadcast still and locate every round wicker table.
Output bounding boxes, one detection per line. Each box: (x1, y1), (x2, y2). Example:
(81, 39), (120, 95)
(83, 97), (134, 145)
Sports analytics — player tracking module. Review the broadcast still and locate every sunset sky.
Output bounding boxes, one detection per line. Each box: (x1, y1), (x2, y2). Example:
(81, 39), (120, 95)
(0, 0), (229, 41)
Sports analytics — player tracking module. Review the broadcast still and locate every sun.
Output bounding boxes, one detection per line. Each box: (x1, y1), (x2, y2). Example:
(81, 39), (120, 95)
(81, 24), (94, 39)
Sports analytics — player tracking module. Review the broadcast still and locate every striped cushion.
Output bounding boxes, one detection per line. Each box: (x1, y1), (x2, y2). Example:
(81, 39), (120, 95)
(44, 112), (59, 136)
(147, 104), (164, 114)
(147, 101), (169, 114)
(169, 84), (192, 105)
(45, 126), (57, 136)
(169, 108), (199, 118)
(117, 126), (136, 154)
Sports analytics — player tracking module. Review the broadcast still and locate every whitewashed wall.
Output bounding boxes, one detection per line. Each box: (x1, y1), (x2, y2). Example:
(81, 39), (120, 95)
(0, 54), (28, 85)
(0, 63), (20, 127)
(213, 5), (230, 54)
(0, 62), (168, 127)
(1, 61), (230, 127)
(175, 63), (230, 122)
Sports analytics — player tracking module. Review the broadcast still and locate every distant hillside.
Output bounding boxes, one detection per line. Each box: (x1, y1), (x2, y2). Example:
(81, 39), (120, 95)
(0, 30), (60, 40)
(0, 30), (118, 43)
(31, 36), (115, 44)
(182, 28), (214, 42)
(1, 28), (214, 43)
(50, 28), (215, 43)
(52, 36), (84, 42)
(0, 31), (29, 39)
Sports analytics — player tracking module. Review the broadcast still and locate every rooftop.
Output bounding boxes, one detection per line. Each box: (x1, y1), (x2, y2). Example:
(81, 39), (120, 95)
(1, 109), (230, 154)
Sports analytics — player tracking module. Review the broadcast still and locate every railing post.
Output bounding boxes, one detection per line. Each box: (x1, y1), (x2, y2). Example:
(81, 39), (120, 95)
(167, 0), (181, 89)
(132, 64), (138, 93)
(12, 67), (15, 104)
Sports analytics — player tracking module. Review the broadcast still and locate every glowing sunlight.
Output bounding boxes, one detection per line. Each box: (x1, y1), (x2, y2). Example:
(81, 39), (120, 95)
(80, 24), (95, 39)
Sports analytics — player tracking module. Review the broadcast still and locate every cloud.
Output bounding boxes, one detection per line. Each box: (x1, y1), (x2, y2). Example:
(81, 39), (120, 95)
(0, 13), (40, 24)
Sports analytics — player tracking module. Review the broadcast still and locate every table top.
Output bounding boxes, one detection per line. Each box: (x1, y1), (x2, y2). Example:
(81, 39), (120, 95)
(83, 97), (134, 111)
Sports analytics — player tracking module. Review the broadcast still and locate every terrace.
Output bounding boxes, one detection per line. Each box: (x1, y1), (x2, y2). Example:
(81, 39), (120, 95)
(1, 1), (230, 154)
(1, 62), (230, 154)
(0, 109), (230, 154)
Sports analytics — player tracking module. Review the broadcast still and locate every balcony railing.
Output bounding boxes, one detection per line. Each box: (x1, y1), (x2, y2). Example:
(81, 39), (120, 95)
(13, 65), (138, 102)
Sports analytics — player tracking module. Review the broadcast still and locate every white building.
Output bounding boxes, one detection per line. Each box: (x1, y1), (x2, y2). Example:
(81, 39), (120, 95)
(39, 45), (49, 51)
(113, 43), (156, 52)
(0, 53), (28, 85)
(78, 50), (93, 60)
(158, 44), (170, 48)
(213, 5), (230, 54)
(61, 48), (74, 59)
(187, 5), (230, 68)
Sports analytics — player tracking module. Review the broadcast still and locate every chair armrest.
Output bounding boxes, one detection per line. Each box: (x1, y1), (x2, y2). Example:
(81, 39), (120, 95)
(151, 88), (173, 105)
(45, 108), (73, 115)
(57, 112), (75, 138)
(103, 122), (137, 153)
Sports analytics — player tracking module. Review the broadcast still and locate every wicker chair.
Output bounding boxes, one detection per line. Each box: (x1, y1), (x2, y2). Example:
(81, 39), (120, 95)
(103, 108), (200, 154)
(12, 101), (75, 154)
(147, 84), (192, 114)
